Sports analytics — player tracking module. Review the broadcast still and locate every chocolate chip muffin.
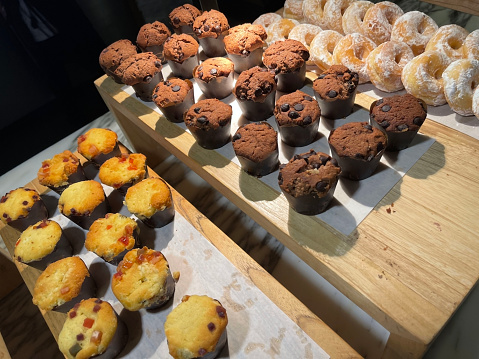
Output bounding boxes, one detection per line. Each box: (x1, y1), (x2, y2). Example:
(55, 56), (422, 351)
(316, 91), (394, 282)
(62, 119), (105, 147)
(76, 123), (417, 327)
(263, 39), (309, 92)
(274, 90), (321, 146)
(99, 39), (138, 84)
(193, 9), (229, 57)
(370, 93), (427, 151)
(153, 78), (195, 123)
(278, 149), (341, 215)
(232, 122), (279, 177)
(136, 21), (171, 62)
(169, 4), (201, 37)
(233, 66), (276, 121)
(313, 65), (359, 119)
(163, 33), (199, 79)
(184, 99), (232, 149)
(193, 57), (234, 99)
(224, 23), (267, 72)
(328, 121), (387, 180)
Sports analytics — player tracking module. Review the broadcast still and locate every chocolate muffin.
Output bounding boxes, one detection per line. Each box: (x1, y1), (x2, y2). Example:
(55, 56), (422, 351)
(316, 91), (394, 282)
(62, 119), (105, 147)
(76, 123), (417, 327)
(99, 39), (138, 84)
(169, 4), (201, 37)
(313, 65), (359, 119)
(163, 33), (199, 79)
(274, 90), (321, 146)
(184, 99), (232, 149)
(224, 23), (267, 72)
(278, 149), (341, 215)
(328, 122), (387, 180)
(263, 39), (309, 92)
(232, 122), (279, 177)
(153, 78), (195, 123)
(116, 52), (163, 102)
(370, 93), (427, 151)
(193, 9), (229, 57)
(193, 57), (234, 99)
(233, 66), (277, 121)
(136, 21), (171, 62)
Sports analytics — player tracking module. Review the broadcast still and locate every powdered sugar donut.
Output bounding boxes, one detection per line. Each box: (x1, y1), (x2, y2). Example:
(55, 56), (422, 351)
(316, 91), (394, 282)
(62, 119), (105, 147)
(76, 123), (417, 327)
(463, 29), (479, 61)
(324, 0), (357, 35)
(302, 0), (329, 28)
(391, 11), (438, 56)
(401, 50), (452, 106)
(363, 1), (404, 45)
(310, 30), (343, 71)
(443, 59), (479, 116)
(333, 32), (376, 83)
(366, 40), (414, 92)
(253, 13), (283, 32)
(266, 18), (300, 45)
(289, 24), (323, 50)
(342, 1), (373, 36)
(425, 24), (469, 61)
(284, 0), (305, 21)
(473, 86), (479, 119)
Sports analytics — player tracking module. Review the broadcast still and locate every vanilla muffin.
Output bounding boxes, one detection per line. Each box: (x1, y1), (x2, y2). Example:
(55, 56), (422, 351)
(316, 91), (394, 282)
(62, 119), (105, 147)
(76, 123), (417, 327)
(0, 187), (48, 231)
(77, 128), (121, 166)
(32, 256), (96, 312)
(85, 213), (139, 264)
(99, 153), (148, 194)
(58, 180), (109, 230)
(124, 177), (174, 228)
(14, 219), (72, 269)
(165, 295), (228, 359)
(58, 298), (128, 359)
(37, 150), (86, 194)
(112, 247), (175, 311)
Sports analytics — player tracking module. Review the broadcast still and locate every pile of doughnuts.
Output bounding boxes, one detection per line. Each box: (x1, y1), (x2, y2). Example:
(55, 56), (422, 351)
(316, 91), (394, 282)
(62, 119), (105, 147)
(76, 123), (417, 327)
(256, 0), (479, 118)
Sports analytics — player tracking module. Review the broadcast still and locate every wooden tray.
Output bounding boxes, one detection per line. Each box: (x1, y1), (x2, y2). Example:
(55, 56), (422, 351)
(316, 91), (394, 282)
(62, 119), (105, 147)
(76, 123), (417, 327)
(0, 148), (359, 358)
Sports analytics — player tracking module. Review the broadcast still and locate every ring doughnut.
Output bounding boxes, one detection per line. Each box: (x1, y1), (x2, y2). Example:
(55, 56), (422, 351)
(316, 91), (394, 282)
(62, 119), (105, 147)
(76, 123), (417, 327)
(284, 0), (305, 22)
(390, 11), (438, 56)
(366, 40), (414, 92)
(363, 1), (404, 45)
(288, 24), (323, 50)
(473, 86), (479, 119)
(425, 24), (469, 61)
(342, 1), (374, 36)
(310, 30), (343, 71)
(443, 59), (479, 116)
(401, 50), (452, 106)
(323, 0), (357, 35)
(253, 13), (283, 31)
(333, 32), (376, 83)
(266, 18), (300, 45)
(302, 0), (329, 28)
(463, 29), (479, 61)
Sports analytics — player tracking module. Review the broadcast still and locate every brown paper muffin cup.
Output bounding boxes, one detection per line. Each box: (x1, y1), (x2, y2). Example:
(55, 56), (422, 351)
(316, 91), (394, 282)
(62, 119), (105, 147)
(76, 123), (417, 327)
(158, 84), (195, 123)
(90, 143), (122, 167)
(189, 121), (232, 149)
(276, 63), (306, 93)
(21, 232), (73, 271)
(167, 55), (199, 79)
(132, 71), (164, 102)
(227, 47), (264, 73)
(314, 88), (357, 119)
(8, 199), (49, 232)
(53, 276), (97, 313)
(276, 118), (320, 147)
(47, 165), (87, 195)
(201, 329), (228, 359)
(198, 34), (226, 57)
(236, 90), (276, 122)
(282, 181), (338, 215)
(66, 199), (110, 230)
(237, 151), (279, 177)
(195, 67), (234, 99)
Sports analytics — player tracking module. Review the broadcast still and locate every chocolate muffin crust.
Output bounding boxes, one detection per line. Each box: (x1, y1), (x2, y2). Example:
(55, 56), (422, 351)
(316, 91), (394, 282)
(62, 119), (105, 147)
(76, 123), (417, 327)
(163, 33), (199, 62)
(99, 39), (138, 79)
(274, 90), (321, 126)
(263, 39), (309, 73)
(136, 21), (171, 50)
(169, 4), (201, 28)
(193, 9), (229, 38)
(224, 23), (267, 55)
(329, 122), (386, 159)
(232, 122), (278, 162)
(194, 57), (234, 82)
(153, 78), (192, 107)
(313, 65), (359, 101)
(116, 52), (162, 86)
(234, 66), (276, 102)
(184, 99), (232, 130)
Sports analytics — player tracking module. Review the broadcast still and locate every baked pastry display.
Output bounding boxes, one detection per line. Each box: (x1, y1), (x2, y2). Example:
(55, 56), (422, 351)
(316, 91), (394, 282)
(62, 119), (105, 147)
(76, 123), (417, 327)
(85, 213), (140, 264)
(309, 30), (343, 72)
(153, 78), (195, 123)
(99, 153), (148, 194)
(164, 295), (228, 359)
(163, 33), (199, 79)
(252, 12), (282, 32)
(0, 187), (48, 232)
(169, 4), (201, 38)
(463, 29), (479, 60)
(193, 57), (235, 99)
(302, 0), (329, 28)
(124, 177), (175, 228)
(112, 247), (175, 311)
(77, 128), (121, 166)
(274, 90), (321, 146)
(313, 65), (359, 119)
(283, 0), (305, 22)
(99, 39), (138, 84)
(342, 1), (373, 36)
(265, 18), (300, 46)
(328, 121), (387, 180)
(473, 87), (479, 119)
(278, 149), (341, 215)
(369, 94), (427, 150)
(323, 0), (356, 35)
(32, 256), (96, 312)
(184, 99), (233, 149)
(193, 9), (229, 57)
(362, 1), (404, 45)
(443, 58), (479, 116)
(425, 24), (469, 61)
(288, 24), (323, 54)
(58, 298), (128, 359)
(136, 21), (171, 63)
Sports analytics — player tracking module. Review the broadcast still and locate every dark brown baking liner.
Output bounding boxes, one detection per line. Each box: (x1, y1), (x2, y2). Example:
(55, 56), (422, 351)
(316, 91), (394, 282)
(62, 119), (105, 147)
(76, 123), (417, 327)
(314, 88), (357, 119)
(194, 67), (234, 99)
(201, 329), (227, 359)
(95, 312), (128, 359)
(22, 230), (73, 271)
(89, 143), (122, 167)
(276, 117), (320, 147)
(282, 181), (338, 215)
(227, 47), (264, 73)
(167, 55), (199, 79)
(7, 199), (49, 232)
(65, 199), (110, 230)
(47, 165), (87, 195)
(53, 275), (97, 313)
(189, 120), (232, 149)
(198, 34), (227, 57)
(158, 83), (195, 123)
(141, 44), (166, 64)
(103, 67), (123, 84)
(236, 150), (279, 177)
(236, 90), (275, 122)
(132, 71), (164, 102)
(369, 99), (426, 151)
(275, 63), (306, 93)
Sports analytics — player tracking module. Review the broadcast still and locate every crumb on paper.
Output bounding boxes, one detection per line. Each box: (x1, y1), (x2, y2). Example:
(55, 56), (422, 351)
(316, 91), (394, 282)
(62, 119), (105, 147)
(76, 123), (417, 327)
(383, 246), (388, 251)
(433, 222), (442, 231)
(173, 271), (180, 282)
(386, 207), (391, 214)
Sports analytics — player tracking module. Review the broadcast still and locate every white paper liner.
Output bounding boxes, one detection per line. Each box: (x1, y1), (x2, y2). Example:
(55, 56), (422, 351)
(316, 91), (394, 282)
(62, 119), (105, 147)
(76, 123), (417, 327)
(41, 167), (329, 359)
